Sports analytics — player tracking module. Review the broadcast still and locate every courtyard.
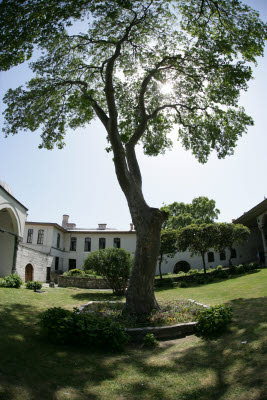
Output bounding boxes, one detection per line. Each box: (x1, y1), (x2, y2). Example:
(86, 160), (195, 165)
(0, 269), (266, 400)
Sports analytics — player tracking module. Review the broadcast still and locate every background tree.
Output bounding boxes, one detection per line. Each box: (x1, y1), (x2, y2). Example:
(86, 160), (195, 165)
(162, 196), (220, 229)
(177, 224), (219, 274)
(158, 229), (178, 280)
(1, 0), (267, 313)
(83, 248), (133, 296)
(214, 223), (250, 263)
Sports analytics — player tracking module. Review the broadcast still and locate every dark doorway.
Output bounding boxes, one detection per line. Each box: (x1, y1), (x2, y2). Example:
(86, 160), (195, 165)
(25, 264), (33, 281)
(46, 267), (51, 282)
(173, 260), (191, 274)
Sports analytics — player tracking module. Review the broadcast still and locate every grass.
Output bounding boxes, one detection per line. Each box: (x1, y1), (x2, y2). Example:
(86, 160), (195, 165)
(0, 269), (266, 400)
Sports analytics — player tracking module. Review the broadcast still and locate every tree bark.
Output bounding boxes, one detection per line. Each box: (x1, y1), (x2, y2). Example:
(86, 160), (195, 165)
(125, 201), (168, 314)
(201, 252), (207, 275)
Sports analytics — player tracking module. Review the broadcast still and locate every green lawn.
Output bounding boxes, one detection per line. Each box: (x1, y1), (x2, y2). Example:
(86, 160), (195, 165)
(0, 269), (266, 400)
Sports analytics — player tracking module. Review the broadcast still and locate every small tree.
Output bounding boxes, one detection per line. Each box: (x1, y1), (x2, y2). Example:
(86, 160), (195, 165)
(215, 223), (250, 264)
(162, 197), (220, 229)
(177, 224), (219, 274)
(83, 248), (133, 296)
(158, 229), (178, 279)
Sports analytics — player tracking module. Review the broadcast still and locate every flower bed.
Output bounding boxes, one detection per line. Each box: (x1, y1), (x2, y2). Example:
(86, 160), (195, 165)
(80, 300), (204, 328)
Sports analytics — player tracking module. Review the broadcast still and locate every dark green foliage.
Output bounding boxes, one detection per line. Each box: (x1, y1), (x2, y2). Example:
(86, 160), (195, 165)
(63, 268), (85, 277)
(0, 274), (23, 288)
(83, 248), (133, 295)
(162, 197), (220, 229)
(196, 305), (233, 339)
(179, 281), (188, 288)
(143, 333), (158, 348)
(25, 280), (43, 290)
(39, 307), (128, 351)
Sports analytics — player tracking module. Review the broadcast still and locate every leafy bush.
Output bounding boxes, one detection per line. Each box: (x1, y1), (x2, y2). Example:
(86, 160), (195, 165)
(179, 281), (188, 288)
(83, 248), (133, 295)
(187, 269), (199, 275)
(39, 307), (128, 351)
(196, 305), (233, 339)
(25, 280), (43, 290)
(143, 333), (158, 348)
(0, 274), (23, 288)
(0, 278), (7, 287)
(63, 269), (85, 277)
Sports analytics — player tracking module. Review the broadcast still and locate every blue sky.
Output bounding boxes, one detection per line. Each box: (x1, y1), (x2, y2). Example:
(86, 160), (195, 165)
(0, 0), (266, 230)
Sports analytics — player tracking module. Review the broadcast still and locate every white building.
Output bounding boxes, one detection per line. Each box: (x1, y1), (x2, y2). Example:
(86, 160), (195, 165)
(1, 180), (266, 282)
(23, 215), (136, 280)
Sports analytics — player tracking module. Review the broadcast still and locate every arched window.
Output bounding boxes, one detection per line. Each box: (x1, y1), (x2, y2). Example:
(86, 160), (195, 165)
(84, 237), (91, 252)
(208, 252), (214, 262)
(220, 251), (226, 261)
(113, 238), (121, 248)
(37, 229), (44, 245)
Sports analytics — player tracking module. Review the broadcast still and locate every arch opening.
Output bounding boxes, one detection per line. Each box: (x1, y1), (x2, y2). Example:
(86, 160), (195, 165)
(173, 260), (191, 274)
(25, 264), (34, 282)
(0, 208), (18, 277)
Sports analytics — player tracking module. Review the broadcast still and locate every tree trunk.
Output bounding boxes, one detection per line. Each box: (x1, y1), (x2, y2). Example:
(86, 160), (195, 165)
(201, 253), (207, 275)
(125, 203), (168, 314)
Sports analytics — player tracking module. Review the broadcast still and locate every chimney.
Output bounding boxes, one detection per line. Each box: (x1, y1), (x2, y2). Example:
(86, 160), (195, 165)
(62, 215), (69, 228)
(98, 223), (107, 230)
(130, 223), (134, 231)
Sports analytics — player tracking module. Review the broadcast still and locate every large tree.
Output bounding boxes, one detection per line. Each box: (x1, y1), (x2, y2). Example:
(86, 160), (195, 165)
(1, 0), (267, 313)
(162, 196), (220, 229)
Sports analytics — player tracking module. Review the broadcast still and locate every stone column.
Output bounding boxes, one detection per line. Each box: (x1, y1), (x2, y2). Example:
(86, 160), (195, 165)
(257, 214), (267, 266)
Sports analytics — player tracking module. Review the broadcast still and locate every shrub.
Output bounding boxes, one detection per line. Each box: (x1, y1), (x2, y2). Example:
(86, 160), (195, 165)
(143, 333), (158, 348)
(83, 248), (133, 295)
(196, 305), (233, 339)
(39, 307), (128, 351)
(63, 269), (85, 277)
(216, 270), (228, 280)
(187, 269), (199, 275)
(179, 281), (188, 288)
(0, 274), (23, 288)
(25, 280), (43, 290)
(0, 277), (7, 287)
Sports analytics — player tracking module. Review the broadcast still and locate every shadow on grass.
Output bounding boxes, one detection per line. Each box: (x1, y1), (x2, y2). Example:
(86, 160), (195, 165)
(0, 297), (266, 400)
(155, 269), (261, 292)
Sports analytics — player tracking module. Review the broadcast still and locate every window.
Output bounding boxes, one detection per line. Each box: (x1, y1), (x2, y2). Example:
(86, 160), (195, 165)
(27, 229), (33, 243)
(55, 256), (59, 271)
(220, 251), (226, 261)
(231, 248), (237, 259)
(113, 238), (121, 248)
(37, 229), (44, 245)
(70, 237), (77, 251)
(208, 252), (214, 262)
(99, 238), (106, 249)
(84, 237), (91, 252)
(57, 233), (60, 249)
(68, 259), (76, 270)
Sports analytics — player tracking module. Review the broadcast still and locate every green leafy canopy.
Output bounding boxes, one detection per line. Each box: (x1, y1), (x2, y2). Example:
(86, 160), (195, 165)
(1, 0), (267, 161)
(162, 196), (220, 229)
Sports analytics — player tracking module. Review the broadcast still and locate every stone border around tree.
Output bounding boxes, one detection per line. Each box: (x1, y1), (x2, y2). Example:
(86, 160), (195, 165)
(79, 299), (210, 341)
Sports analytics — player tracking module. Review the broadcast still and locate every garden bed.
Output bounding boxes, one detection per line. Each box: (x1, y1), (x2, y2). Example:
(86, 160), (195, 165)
(79, 299), (208, 340)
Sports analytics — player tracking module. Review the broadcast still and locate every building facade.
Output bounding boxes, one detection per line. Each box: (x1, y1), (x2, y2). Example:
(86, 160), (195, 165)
(1, 180), (266, 282)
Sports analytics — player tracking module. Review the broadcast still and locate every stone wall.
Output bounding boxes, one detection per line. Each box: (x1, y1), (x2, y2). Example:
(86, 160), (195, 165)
(58, 275), (110, 289)
(16, 244), (53, 282)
